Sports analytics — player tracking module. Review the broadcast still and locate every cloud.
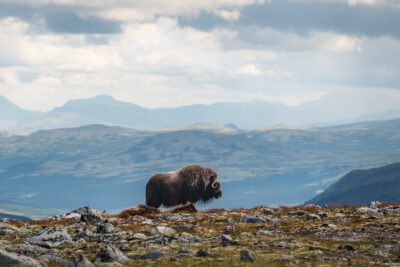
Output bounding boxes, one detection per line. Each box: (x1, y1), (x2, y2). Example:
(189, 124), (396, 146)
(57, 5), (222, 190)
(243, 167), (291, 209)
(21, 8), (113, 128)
(315, 189), (324, 194)
(19, 193), (39, 198)
(0, 1), (399, 118)
(214, 9), (241, 21)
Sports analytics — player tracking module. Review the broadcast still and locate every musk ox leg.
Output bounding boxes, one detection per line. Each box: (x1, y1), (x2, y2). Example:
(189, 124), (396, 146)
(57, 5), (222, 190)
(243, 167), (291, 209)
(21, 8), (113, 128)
(146, 186), (162, 208)
(146, 194), (161, 208)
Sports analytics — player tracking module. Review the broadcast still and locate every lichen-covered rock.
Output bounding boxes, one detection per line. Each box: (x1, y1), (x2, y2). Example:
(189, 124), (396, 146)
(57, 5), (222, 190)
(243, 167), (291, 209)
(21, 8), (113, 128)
(96, 245), (129, 262)
(0, 249), (45, 266)
(72, 255), (94, 266)
(241, 215), (267, 223)
(240, 250), (254, 262)
(24, 227), (72, 247)
(139, 250), (164, 260)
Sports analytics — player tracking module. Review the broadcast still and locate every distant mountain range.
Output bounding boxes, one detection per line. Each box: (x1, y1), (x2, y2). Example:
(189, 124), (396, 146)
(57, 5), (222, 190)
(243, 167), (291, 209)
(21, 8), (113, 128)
(305, 162), (400, 205)
(0, 213), (30, 220)
(2, 95), (400, 131)
(1, 119), (400, 217)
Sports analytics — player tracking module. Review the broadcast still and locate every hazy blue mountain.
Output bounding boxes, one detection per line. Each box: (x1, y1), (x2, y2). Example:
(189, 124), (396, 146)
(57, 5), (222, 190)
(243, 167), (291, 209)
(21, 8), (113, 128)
(305, 162), (400, 205)
(0, 96), (42, 125)
(2, 94), (400, 131)
(1, 123), (400, 217)
(0, 212), (30, 220)
(320, 118), (400, 130)
(0, 202), (63, 220)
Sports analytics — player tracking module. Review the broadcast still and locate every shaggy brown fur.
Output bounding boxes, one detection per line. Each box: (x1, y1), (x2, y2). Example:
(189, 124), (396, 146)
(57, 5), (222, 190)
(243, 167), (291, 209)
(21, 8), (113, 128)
(146, 164), (222, 208)
(119, 205), (160, 217)
(165, 203), (198, 213)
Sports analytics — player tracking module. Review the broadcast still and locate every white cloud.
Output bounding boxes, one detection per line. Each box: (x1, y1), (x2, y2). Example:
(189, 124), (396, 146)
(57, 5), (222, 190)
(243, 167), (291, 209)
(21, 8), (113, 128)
(5, 0), (267, 19)
(0, 69), (20, 85)
(234, 64), (262, 75)
(19, 193), (40, 198)
(214, 9), (241, 21)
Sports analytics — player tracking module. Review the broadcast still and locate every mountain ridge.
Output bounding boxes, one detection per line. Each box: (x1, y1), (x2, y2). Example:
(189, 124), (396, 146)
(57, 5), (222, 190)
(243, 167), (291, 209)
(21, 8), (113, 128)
(2, 94), (400, 132)
(305, 162), (400, 205)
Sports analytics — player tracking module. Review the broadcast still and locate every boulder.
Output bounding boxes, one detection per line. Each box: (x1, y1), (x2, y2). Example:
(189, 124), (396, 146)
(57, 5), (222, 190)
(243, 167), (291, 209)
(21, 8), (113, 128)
(0, 249), (45, 266)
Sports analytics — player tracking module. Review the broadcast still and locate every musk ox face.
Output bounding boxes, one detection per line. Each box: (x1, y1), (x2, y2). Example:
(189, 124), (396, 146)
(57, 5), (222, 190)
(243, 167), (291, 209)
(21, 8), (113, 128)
(203, 174), (222, 201)
(146, 164), (223, 208)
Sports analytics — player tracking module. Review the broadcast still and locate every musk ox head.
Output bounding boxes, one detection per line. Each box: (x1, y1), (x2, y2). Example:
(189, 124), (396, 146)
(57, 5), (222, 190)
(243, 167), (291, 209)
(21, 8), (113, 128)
(146, 164), (222, 208)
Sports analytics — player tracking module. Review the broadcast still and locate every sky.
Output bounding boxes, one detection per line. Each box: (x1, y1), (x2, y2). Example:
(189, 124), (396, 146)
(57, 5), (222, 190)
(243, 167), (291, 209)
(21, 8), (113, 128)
(0, 0), (400, 113)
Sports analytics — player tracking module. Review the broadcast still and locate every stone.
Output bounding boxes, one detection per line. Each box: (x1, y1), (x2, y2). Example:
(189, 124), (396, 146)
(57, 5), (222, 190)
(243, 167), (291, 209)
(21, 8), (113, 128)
(96, 245), (129, 262)
(74, 206), (104, 223)
(24, 227), (72, 247)
(338, 244), (355, 251)
(96, 224), (115, 234)
(224, 225), (235, 234)
(152, 225), (176, 235)
(240, 250), (254, 262)
(220, 234), (233, 243)
(178, 248), (194, 257)
(41, 255), (73, 266)
(0, 249), (44, 266)
(179, 232), (202, 242)
(73, 255), (94, 266)
(306, 213), (321, 220)
(241, 216), (267, 223)
(195, 249), (211, 257)
(127, 233), (147, 240)
(276, 241), (288, 248)
(139, 250), (164, 260)
(174, 224), (191, 231)
(294, 210), (309, 216)
(0, 228), (14, 235)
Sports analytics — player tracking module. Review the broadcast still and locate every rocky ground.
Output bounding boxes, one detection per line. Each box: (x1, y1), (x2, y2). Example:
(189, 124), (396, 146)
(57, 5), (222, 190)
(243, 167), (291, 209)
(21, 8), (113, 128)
(1, 203), (400, 266)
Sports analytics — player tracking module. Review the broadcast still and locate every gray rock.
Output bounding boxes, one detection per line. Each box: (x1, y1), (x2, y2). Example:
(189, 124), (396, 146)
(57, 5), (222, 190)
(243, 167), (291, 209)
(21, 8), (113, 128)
(24, 227), (72, 247)
(0, 228), (14, 235)
(179, 232), (202, 243)
(357, 207), (380, 216)
(53, 206), (103, 223)
(240, 250), (254, 262)
(178, 248), (194, 257)
(41, 255), (73, 266)
(96, 245), (129, 262)
(96, 224), (115, 234)
(276, 241), (288, 248)
(306, 213), (321, 220)
(224, 225), (235, 234)
(139, 250), (164, 260)
(151, 226), (175, 235)
(241, 216), (267, 223)
(127, 233), (147, 240)
(72, 255), (94, 266)
(338, 244), (355, 251)
(294, 210), (309, 216)
(0, 249), (44, 266)
(196, 249), (211, 257)
(50, 206), (103, 223)
(5, 243), (57, 257)
(174, 224), (191, 231)
(220, 234), (233, 243)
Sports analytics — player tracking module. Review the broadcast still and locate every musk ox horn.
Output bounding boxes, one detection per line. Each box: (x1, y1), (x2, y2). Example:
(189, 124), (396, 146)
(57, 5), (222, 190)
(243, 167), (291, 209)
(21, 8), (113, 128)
(211, 179), (218, 188)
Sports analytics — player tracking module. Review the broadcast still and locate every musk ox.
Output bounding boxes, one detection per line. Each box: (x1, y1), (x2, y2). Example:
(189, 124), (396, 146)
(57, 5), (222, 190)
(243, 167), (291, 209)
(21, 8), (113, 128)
(146, 164), (222, 208)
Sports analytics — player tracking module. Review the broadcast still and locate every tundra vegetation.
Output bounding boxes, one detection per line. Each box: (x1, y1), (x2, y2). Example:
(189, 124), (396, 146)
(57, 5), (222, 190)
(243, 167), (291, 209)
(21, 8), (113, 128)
(1, 203), (400, 266)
